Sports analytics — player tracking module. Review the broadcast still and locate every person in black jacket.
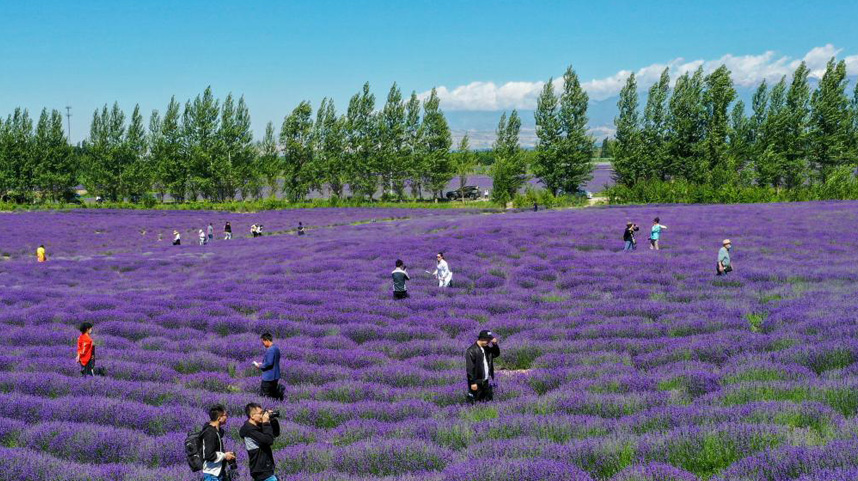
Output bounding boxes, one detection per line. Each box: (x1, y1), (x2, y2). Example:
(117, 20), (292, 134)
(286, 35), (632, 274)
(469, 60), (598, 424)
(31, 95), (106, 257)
(465, 329), (500, 403)
(623, 222), (639, 251)
(239, 403), (281, 481)
(201, 404), (236, 481)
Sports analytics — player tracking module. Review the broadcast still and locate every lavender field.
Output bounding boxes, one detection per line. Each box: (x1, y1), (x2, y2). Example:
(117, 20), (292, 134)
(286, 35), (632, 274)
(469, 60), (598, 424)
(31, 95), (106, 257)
(2, 202), (858, 481)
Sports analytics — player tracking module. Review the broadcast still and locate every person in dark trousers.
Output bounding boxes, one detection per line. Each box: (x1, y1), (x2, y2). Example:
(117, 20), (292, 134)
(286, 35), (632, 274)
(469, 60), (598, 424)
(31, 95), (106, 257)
(239, 403), (281, 481)
(201, 404), (236, 481)
(623, 222), (640, 252)
(717, 239), (733, 275)
(173, 230), (181, 245)
(391, 259), (410, 300)
(465, 329), (500, 403)
(207, 223), (214, 242)
(76, 322), (95, 376)
(533, 202), (538, 212)
(224, 222), (232, 240)
(253, 333), (282, 401)
(297, 222), (305, 236)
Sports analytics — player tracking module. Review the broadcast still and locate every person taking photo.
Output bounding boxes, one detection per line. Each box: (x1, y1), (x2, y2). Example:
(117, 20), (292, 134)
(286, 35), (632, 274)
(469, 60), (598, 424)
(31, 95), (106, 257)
(623, 222), (639, 252)
(239, 403), (281, 481)
(391, 259), (410, 299)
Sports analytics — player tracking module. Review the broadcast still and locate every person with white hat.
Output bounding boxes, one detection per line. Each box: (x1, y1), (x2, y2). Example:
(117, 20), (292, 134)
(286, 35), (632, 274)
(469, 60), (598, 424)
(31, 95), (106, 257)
(717, 239), (733, 275)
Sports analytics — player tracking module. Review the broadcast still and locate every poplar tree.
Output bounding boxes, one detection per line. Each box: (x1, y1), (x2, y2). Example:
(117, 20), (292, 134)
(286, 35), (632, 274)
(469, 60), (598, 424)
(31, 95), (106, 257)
(808, 58), (851, 180)
(728, 100), (752, 179)
(782, 62), (811, 188)
(556, 66), (594, 194)
(257, 121), (279, 200)
(223, 96), (256, 201)
(314, 99), (346, 197)
(758, 77), (788, 187)
(404, 92), (424, 199)
(1, 109), (35, 202)
(183, 87), (220, 201)
(280, 101), (314, 202)
(490, 110), (525, 204)
(421, 87), (453, 200)
(533, 77), (562, 194)
(749, 80), (769, 157)
(84, 103), (126, 201)
(378, 83), (406, 199)
(345, 83), (378, 200)
(703, 65), (736, 185)
(641, 68), (670, 179)
(151, 97), (187, 202)
(612, 73), (642, 185)
(122, 104), (150, 201)
(34, 109), (75, 202)
(665, 68), (706, 182)
(454, 133), (476, 202)
(852, 82), (858, 159)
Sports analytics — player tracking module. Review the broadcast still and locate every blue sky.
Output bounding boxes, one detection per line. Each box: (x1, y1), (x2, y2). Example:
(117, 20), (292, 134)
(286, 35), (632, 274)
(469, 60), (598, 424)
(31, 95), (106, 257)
(1, 0), (857, 142)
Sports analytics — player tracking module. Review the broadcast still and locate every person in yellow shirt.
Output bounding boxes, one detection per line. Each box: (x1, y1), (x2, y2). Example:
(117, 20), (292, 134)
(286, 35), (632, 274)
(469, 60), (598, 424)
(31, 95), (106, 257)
(36, 245), (47, 262)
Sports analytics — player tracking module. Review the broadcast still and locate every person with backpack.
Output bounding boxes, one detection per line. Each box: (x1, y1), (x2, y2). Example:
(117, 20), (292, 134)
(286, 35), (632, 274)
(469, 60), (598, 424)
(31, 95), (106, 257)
(198, 404), (236, 480)
(253, 333), (282, 401)
(239, 403), (281, 481)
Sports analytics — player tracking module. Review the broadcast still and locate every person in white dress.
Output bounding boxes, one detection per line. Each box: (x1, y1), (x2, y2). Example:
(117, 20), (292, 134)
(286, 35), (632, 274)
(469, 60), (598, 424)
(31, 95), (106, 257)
(432, 252), (453, 287)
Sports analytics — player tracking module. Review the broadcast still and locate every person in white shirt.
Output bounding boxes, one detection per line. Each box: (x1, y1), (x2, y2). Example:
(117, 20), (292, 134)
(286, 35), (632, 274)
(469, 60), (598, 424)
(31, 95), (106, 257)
(465, 330), (500, 403)
(432, 252), (453, 287)
(199, 229), (207, 246)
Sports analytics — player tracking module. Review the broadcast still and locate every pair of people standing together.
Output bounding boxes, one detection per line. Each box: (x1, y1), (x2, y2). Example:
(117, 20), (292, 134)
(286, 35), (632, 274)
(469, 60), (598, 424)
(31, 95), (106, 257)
(623, 218), (668, 251)
(391, 253), (452, 299)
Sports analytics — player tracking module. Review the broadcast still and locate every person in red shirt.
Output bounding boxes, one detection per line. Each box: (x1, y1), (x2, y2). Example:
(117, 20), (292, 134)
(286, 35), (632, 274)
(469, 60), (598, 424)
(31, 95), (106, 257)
(76, 322), (95, 376)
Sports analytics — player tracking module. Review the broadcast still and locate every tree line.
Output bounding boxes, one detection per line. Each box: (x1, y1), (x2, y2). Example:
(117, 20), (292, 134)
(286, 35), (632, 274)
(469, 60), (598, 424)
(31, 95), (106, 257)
(611, 58), (858, 196)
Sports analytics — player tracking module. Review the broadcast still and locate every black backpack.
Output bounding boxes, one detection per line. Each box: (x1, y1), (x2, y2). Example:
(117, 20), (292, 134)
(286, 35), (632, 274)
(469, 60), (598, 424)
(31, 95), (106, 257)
(184, 425), (209, 472)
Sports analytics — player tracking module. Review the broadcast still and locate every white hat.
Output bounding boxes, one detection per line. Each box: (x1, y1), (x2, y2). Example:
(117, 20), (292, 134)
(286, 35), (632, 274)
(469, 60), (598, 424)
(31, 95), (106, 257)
(722, 239), (731, 245)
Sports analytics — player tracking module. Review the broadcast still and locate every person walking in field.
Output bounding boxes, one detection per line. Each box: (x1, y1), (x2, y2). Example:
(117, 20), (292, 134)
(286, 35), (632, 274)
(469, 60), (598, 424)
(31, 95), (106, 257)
(465, 330), (500, 403)
(623, 222), (639, 252)
(207, 223), (214, 242)
(649, 217), (667, 250)
(200, 404), (236, 481)
(224, 222), (232, 240)
(199, 229), (207, 246)
(717, 239), (733, 275)
(297, 222), (305, 236)
(36, 244), (47, 262)
(173, 230), (181, 245)
(432, 252), (453, 287)
(76, 322), (95, 376)
(391, 259), (410, 300)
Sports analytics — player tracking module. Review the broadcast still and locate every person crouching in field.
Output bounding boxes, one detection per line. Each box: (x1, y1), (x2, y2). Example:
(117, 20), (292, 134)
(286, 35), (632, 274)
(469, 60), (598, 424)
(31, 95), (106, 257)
(76, 322), (95, 376)
(392, 259), (410, 299)
(432, 252), (453, 287)
(36, 244), (47, 262)
(717, 239), (733, 275)
(466, 330), (500, 403)
(173, 230), (181, 245)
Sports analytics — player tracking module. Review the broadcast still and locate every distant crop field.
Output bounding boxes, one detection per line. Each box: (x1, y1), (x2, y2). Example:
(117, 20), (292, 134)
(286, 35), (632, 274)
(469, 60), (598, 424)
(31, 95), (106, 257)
(1, 201), (857, 480)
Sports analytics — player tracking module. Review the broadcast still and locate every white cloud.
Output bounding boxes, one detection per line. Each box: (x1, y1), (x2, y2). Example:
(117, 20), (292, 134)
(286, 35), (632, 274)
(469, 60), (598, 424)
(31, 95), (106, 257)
(422, 44), (858, 111)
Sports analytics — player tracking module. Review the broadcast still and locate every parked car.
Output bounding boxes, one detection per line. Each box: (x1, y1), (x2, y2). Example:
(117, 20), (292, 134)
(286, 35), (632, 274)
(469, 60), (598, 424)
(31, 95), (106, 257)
(446, 186), (481, 200)
(576, 188), (593, 199)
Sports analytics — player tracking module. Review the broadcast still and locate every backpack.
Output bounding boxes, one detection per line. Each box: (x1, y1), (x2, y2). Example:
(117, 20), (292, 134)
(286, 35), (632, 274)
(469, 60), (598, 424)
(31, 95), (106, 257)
(184, 425), (209, 472)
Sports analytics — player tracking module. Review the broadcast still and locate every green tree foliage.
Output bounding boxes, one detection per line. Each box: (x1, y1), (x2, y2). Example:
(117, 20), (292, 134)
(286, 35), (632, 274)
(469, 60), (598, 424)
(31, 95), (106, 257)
(809, 58), (851, 180)
(219, 95), (256, 201)
(0, 109), (35, 202)
(533, 77), (562, 194)
(490, 110), (525, 204)
(404, 92), (425, 199)
(34, 109), (76, 202)
(454, 133), (476, 202)
(782, 62), (811, 188)
(345, 83), (378, 200)
(612, 73), (642, 185)
(183, 87), (221, 201)
(255, 121), (279, 200)
(666, 68), (706, 182)
(150, 97), (187, 202)
(83, 103), (127, 201)
(280, 101), (315, 202)
(600, 138), (613, 158)
(378, 83), (407, 200)
(728, 100), (752, 181)
(703, 65), (737, 186)
(642, 68), (671, 180)
(556, 66), (594, 194)
(421, 88), (453, 200)
(313, 99), (346, 198)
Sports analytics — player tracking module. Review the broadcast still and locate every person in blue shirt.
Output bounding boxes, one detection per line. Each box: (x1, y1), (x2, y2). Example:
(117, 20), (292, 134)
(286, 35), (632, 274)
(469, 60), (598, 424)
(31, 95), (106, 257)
(649, 217), (667, 250)
(253, 332), (282, 401)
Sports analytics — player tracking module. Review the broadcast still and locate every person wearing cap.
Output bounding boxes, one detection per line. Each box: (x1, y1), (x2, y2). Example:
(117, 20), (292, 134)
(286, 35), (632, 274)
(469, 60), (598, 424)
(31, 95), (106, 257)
(623, 222), (640, 252)
(391, 259), (410, 299)
(717, 239), (733, 275)
(465, 330), (500, 403)
(172, 230), (181, 245)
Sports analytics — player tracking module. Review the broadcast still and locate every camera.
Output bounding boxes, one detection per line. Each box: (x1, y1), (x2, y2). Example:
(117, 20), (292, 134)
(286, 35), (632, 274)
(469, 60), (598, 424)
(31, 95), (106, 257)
(267, 410), (280, 419)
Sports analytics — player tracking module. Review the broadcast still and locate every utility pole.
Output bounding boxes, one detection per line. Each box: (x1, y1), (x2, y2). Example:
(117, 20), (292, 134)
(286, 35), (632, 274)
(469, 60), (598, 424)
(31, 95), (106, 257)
(65, 106), (72, 142)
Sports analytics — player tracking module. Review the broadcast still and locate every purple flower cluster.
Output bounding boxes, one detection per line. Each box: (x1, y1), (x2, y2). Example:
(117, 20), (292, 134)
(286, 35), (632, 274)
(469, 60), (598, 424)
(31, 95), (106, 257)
(1, 201), (858, 480)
